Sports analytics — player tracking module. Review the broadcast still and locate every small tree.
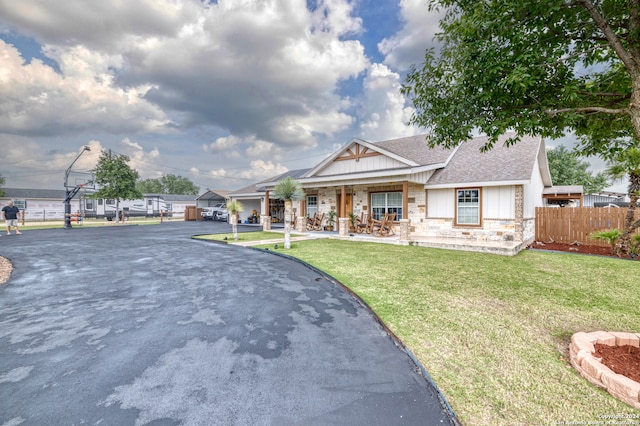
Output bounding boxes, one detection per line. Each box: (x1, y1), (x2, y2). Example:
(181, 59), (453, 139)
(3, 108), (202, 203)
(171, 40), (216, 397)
(591, 229), (622, 256)
(92, 151), (142, 224)
(226, 200), (243, 241)
(273, 177), (305, 249)
(0, 173), (5, 197)
(604, 148), (640, 256)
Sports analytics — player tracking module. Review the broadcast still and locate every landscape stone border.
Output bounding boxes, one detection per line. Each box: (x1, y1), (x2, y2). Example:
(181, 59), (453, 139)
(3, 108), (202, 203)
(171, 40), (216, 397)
(569, 331), (640, 410)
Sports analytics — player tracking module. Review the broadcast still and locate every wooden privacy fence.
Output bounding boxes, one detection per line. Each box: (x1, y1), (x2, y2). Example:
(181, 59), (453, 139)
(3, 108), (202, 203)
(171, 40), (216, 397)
(535, 207), (640, 246)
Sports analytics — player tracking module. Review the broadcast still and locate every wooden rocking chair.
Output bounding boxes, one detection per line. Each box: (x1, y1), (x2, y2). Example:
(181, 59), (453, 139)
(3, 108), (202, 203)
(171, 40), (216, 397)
(371, 212), (396, 237)
(305, 213), (317, 231)
(310, 212), (325, 231)
(306, 212), (325, 231)
(355, 212), (371, 234)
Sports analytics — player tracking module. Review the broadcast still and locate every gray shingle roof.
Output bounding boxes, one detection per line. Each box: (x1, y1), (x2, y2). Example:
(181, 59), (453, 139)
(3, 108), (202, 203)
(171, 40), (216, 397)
(426, 133), (543, 186)
(372, 134), (454, 166)
(1, 188), (68, 199)
(543, 185), (583, 195)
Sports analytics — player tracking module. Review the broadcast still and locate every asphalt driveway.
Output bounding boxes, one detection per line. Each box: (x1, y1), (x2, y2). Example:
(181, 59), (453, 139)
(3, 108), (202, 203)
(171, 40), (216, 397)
(0, 222), (457, 425)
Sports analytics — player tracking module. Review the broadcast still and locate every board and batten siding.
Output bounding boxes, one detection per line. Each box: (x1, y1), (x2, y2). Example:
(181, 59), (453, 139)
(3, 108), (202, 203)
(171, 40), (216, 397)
(483, 186), (515, 219)
(316, 153), (408, 176)
(427, 188), (453, 217)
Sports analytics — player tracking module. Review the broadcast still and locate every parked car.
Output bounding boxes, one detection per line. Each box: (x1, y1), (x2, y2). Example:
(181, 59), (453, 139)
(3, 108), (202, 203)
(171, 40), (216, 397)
(201, 203), (228, 221)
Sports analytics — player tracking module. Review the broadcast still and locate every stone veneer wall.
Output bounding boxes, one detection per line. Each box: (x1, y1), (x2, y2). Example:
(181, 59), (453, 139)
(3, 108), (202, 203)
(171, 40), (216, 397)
(309, 183), (536, 245)
(415, 218), (518, 241)
(523, 217), (535, 244)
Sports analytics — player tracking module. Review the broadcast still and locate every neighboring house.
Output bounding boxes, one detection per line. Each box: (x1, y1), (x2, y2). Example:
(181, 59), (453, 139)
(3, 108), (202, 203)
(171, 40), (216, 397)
(0, 188), (196, 220)
(583, 191), (632, 207)
(230, 132), (554, 254)
(0, 188), (77, 221)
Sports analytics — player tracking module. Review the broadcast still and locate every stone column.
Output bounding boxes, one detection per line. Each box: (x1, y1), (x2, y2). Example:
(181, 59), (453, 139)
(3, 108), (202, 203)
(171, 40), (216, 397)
(338, 218), (349, 237)
(515, 185), (524, 242)
(261, 215), (271, 231)
(400, 219), (410, 241)
(296, 216), (306, 232)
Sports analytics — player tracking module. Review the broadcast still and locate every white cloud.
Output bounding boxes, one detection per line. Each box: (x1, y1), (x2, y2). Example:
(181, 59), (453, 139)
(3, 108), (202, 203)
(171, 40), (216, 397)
(205, 135), (242, 152)
(378, 0), (443, 71)
(117, 137), (162, 179)
(0, 40), (171, 137)
(245, 139), (284, 160)
(239, 160), (288, 180)
(207, 169), (228, 179)
(358, 63), (419, 141)
(0, 0), (369, 149)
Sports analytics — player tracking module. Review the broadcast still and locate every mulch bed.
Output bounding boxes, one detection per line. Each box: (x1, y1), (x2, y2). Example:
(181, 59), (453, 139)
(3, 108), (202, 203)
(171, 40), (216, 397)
(529, 241), (634, 259)
(594, 343), (640, 384)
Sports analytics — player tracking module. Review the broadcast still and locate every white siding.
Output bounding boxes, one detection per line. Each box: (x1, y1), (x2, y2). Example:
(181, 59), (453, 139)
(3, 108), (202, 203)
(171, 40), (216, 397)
(427, 188), (454, 217)
(525, 156), (546, 217)
(483, 186), (515, 219)
(2, 199), (80, 221)
(317, 154), (408, 176)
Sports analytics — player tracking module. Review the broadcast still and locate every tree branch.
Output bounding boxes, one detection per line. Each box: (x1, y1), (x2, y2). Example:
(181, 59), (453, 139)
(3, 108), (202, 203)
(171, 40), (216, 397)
(573, 0), (637, 72)
(546, 106), (630, 116)
(630, 0), (640, 61)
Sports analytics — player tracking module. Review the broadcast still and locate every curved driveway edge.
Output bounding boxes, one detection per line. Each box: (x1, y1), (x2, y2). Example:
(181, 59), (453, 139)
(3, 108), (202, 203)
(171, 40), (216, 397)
(0, 222), (458, 425)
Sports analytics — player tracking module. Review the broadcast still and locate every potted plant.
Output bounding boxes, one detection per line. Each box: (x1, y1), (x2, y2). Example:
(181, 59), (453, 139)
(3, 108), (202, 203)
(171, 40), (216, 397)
(326, 210), (336, 231)
(348, 213), (358, 232)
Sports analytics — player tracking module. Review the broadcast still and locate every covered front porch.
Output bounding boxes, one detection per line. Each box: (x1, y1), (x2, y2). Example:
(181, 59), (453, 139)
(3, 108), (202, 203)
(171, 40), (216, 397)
(250, 224), (526, 256)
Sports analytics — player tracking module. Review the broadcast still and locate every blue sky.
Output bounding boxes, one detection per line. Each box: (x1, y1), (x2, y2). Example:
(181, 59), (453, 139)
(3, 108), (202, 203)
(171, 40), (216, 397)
(0, 0), (624, 193)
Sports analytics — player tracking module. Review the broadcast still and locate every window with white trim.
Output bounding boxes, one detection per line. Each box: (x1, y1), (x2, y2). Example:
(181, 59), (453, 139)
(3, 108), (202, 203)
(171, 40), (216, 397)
(456, 188), (480, 225)
(371, 192), (402, 220)
(307, 196), (318, 217)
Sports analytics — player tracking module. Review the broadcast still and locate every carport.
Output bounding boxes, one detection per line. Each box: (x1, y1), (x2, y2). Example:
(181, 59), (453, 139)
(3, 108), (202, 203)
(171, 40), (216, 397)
(196, 190), (229, 208)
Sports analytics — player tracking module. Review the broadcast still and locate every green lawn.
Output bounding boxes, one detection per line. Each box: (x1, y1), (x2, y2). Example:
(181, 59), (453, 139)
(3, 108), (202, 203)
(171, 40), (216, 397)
(252, 239), (639, 425)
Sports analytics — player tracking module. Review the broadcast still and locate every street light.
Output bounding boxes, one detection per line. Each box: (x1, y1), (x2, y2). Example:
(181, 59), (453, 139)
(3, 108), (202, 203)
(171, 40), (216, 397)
(64, 146), (91, 229)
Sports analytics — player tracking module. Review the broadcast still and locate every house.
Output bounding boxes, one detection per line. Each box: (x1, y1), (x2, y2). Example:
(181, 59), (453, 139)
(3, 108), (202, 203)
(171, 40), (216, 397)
(0, 188), (76, 221)
(0, 188), (196, 220)
(230, 132), (554, 255)
(583, 191), (631, 207)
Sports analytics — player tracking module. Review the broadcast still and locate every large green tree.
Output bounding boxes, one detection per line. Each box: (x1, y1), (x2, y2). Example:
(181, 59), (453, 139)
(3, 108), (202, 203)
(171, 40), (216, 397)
(547, 146), (609, 193)
(402, 0), (640, 159)
(137, 174), (200, 195)
(604, 147), (640, 255)
(92, 151), (142, 223)
(0, 173), (5, 197)
(136, 178), (163, 194)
